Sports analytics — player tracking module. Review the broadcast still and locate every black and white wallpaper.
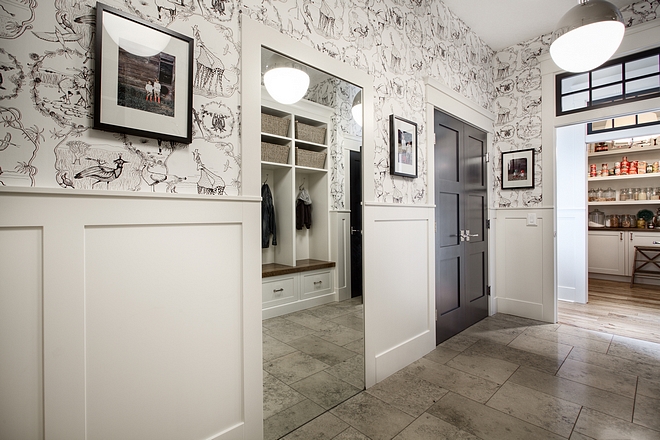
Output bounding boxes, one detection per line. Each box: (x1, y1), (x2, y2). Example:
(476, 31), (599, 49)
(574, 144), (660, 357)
(1, 0), (658, 204)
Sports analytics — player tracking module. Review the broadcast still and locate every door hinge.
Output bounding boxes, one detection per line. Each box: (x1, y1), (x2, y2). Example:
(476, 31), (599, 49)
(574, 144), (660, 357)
(486, 219), (491, 229)
(435, 221), (437, 233)
(485, 152), (490, 163)
(435, 309), (438, 321)
(487, 285), (491, 296)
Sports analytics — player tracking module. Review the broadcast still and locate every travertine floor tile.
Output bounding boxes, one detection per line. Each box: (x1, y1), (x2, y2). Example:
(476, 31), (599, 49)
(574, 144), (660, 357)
(523, 326), (611, 353)
(281, 413), (349, 440)
(638, 377), (660, 399)
(330, 393), (414, 440)
(365, 368), (448, 417)
(315, 323), (364, 346)
(508, 366), (634, 421)
(556, 358), (637, 398)
(411, 357), (500, 404)
(392, 412), (479, 440)
(332, 427), (371, 439)
(556, 324), (614, 342)
(461, 318), (527, 345)
(264, 399), (325, 440)
(464, 338), (563, 374)
(445, 352), (519, 384)
(608, 335), (660, 365)
(486, 381), (582, 438)
(291, 371), (361, 410)
(284, 311), (340, 332)
(263, 371), (307, 419)
(263, 334), (297, 362)
(423, 345), (461, 365)
(331, 313), (365, 332)
(264, 351), (329, 385)
(508, 332), (573, 360)
(325, 354), (365, 389)
(263, 318), (315, 343)
(569, 346), (660, 382)
(439, 333), (480, 352)
(427, 392), (565, 440)
(288, 335), (357, 366)
(573, 407), (660, 440)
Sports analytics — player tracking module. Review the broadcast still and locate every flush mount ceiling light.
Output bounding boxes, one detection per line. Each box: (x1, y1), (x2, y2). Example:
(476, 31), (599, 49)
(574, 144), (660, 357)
(550, 0), (625, 73)
(351, 91), (362, 127)
(263, 54), (310, 105)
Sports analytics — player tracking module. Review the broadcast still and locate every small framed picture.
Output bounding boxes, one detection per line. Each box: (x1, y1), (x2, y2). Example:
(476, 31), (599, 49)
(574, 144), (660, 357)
(502, 148), (535, 189)
(389, 114), (418, 178)
(94, 3), (193, 143)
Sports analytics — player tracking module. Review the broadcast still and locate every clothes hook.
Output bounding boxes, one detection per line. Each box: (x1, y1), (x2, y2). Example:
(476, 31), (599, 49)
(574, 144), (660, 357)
(263, 174), (269, 185)
(299, 178), (305, 190)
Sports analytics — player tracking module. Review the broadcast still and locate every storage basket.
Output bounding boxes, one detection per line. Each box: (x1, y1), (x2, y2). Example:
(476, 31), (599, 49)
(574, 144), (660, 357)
(261, 142), (290, 164)
(261, 113), (290, 137)
(295, 121), (326, 144)
(296, 148), (326, 169)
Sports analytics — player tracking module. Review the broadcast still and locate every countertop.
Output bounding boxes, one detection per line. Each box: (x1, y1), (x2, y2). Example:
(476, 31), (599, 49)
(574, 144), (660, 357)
(262, 259), (336, 278)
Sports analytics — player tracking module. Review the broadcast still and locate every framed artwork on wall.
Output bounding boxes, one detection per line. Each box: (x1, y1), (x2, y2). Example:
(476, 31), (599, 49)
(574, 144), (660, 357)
(94, 3), (194, 144)
(501, 148), (535, 189)
(389, 114), (418, 178)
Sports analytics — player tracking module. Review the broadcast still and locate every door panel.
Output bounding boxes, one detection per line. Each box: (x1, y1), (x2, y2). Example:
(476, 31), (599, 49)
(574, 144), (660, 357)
(438, 192), (460, 247)
(437, 257), (460, 314)
(435, 110), (488, 344)
(350, 151), (363, 298)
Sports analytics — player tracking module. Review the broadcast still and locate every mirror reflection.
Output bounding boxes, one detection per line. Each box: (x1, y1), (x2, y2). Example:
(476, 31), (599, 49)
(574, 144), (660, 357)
(259, 47), (364, 435)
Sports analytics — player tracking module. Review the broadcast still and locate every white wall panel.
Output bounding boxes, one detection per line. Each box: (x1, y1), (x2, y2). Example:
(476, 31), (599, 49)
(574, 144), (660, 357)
(495, 209), (555, 322)
(364, 205), (434, 385)
(84, 224), (243, 440)
(0, 227), (44, 440)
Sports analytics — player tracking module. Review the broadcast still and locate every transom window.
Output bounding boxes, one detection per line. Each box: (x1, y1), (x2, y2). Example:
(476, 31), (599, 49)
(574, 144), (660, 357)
(556, 47), (660, 116)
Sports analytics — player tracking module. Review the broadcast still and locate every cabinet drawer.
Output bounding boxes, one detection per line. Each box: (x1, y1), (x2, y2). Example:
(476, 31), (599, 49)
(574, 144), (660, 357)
(262, 277), (296, 306)
(301, 270), (332, 298)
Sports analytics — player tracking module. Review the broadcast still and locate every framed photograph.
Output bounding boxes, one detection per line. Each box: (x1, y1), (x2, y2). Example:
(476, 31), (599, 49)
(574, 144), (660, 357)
(94, 3), (193, 143)
(389, 114), (418, 178)
(502, 148), (535, 189)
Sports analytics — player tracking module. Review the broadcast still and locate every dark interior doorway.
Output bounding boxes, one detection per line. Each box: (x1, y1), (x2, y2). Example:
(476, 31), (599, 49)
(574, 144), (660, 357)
(350, 150), (363, 298)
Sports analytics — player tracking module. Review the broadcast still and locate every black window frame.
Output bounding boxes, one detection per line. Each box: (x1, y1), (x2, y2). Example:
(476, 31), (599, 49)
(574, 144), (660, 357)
(556, 46), (660, 117)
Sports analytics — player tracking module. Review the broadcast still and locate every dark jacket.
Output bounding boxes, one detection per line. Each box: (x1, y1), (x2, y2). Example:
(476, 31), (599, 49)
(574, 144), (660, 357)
(296, 199), (312, 230)
(262, 184), (277, 248)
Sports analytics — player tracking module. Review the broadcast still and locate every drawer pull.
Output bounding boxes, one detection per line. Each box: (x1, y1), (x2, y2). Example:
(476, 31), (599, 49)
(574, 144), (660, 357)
(273, 288), (284, 293)
(314, 281), (322, 285)
(654, 241), (660, 245)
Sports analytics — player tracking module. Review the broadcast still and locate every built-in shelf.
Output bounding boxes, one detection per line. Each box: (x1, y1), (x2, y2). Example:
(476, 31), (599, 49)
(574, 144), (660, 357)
(588, 173), (660, 182)
(262, 259), (336, 278)
(261, 161), (292, 170)
(588, 145), (660, 158)
(589, 200), (660, 205)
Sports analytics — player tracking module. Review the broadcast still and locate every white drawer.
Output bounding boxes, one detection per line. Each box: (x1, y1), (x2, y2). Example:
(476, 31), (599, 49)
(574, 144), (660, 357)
(301, 270), (332, 298)
(262, 276), (296, 306)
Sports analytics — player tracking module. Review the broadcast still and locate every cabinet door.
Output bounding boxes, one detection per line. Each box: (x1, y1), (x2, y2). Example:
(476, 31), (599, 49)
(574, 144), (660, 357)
(301, 270), (333, 299)
(628, 231), (660, 276)
(262, 276), (296, 308)
(588, 230), (627, 275)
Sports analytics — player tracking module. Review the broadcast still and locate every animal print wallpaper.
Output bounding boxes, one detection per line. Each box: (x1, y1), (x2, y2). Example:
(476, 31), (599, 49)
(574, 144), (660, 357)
(0, 0), (658, 205)
(492, 0), (660, 208)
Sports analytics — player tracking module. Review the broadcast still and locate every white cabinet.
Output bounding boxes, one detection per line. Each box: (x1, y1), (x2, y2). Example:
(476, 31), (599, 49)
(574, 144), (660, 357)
(589, 229), (660, 276)
(588, 230), (628, 275)
(262, 268), (335, 319)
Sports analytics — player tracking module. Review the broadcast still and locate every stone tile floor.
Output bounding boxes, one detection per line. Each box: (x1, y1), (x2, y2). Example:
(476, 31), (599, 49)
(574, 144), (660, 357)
(268, 311), (660, 440)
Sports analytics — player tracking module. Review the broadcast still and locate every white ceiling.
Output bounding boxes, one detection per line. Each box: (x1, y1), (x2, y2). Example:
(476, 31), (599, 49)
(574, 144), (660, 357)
(441, 0), (633, 51)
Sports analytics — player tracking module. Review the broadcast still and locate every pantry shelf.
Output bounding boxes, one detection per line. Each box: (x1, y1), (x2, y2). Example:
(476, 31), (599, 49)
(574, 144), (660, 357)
(588, 145), (660, 158)
(588, 173), (660, 182)
(589, 200), (660, 206)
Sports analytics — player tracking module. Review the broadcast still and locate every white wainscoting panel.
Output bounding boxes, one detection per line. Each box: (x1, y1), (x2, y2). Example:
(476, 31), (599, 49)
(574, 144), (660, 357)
(0, 227), (44, 440)
(363, 204), (435, 386)
(495, 209), (555, 322)
(84, 224), (243, 439)
(0, 191), (262, 440)
(331, 211), (351, 301)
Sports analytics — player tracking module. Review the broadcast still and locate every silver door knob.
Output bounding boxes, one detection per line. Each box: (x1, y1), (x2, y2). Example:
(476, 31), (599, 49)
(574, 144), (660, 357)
(465, 229), (479, 241)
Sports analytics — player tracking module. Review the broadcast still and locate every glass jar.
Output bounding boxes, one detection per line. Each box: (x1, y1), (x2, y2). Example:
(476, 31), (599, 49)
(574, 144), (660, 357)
(653, 188), (660, 200)
(604, 187), (616, 201)
(639, 187), (649, 200)
(633, 188), (641, 200)
(605, 215), (619, 228)
(588, 188), (597, 202)
(589, 209), (605, 227)
(621, 215), (633, 228)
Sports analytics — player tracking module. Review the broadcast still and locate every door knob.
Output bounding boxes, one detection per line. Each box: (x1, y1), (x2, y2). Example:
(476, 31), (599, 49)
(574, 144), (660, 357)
(465, 229), (479, 242)
(351, 227), (362, 235)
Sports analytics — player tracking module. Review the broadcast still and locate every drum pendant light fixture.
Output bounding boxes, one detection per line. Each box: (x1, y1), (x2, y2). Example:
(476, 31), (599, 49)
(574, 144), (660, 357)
(550, 0), (625, 73)
(264, 54), (310, 105)
(351, 91), (362, 127)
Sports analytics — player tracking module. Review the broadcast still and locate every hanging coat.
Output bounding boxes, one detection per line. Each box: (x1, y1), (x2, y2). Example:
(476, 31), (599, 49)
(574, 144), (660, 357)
(262, 183), (277, 248)
(296, 188), (312, 230)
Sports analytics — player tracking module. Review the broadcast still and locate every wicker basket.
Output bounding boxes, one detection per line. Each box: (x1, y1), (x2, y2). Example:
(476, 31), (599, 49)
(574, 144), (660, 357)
(261, 113), (290, 137)
(261, 142), (290, 164)
(295, 121), (326, 144)
(296, 148), (326, 169)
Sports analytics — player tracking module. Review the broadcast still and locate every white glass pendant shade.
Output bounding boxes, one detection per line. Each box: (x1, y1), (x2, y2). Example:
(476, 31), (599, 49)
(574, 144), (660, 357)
(550, 0), (624, 73)
(264, 55), (310, 105)
(351, 91), (362, 127)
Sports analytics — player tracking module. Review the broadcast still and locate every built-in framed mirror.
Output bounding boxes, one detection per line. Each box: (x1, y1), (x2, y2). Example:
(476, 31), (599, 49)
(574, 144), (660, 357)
(241, 17), (374, 439)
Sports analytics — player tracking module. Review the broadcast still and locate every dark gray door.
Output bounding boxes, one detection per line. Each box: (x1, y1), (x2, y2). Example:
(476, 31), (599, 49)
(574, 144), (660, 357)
(435, 110), (488, 344)
(350, 150), (362, 298)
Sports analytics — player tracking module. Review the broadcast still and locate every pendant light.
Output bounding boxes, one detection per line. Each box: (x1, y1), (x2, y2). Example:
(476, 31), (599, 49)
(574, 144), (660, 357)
(263, 54), (310, 105)
(550, 0), (625, 73)
(351, 91), (362, 127)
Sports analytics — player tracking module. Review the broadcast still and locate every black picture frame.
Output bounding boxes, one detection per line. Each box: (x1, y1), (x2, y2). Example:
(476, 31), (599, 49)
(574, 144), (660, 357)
(389, 114), (418, 178)
(94, 3), (193, 143)
(501, 148), (535, 189)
